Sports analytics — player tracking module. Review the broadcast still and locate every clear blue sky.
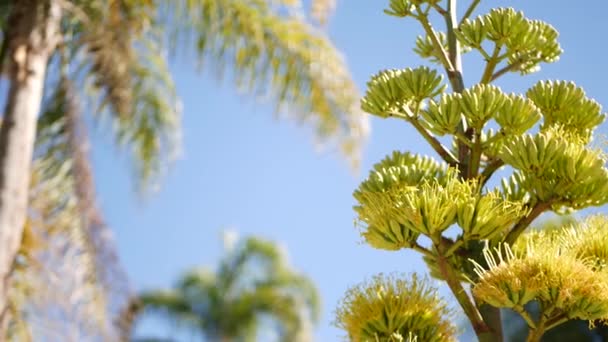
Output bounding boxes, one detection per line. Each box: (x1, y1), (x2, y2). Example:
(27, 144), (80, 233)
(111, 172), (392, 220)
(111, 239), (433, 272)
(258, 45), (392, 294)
(90, 1), (608, 340)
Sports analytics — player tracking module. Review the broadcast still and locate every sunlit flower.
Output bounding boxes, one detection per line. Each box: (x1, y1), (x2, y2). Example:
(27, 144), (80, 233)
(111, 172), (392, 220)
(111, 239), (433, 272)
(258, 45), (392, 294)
(472, 243), (608, 322)
(335, 273), (456, 342)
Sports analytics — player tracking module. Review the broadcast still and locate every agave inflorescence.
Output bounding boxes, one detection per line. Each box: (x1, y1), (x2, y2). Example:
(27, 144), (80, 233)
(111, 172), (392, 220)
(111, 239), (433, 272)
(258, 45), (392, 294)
(335, 273), (456, 342)
(472, 220), (608, 327)
(336, 1), (608, 341)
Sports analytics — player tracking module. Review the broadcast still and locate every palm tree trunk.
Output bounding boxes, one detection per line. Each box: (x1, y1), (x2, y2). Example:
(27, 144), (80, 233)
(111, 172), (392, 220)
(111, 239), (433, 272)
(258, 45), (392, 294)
(0, 0), (61, 329)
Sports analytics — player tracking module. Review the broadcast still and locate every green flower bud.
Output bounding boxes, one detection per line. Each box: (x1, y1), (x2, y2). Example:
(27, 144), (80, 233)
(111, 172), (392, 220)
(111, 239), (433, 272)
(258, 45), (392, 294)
(457, 8), (562, 75)
(457, 189), (527, 241)
(459, 84), (508, 129)
(499, 127), (608, 207)
(354, 152), (450, 250)
(527, 80), (605, 140)
(361, 67), (446, 117)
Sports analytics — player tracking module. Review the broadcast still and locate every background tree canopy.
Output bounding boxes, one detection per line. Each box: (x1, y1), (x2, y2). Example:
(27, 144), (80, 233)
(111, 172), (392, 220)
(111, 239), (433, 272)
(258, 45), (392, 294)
(0, 0), (364, 339)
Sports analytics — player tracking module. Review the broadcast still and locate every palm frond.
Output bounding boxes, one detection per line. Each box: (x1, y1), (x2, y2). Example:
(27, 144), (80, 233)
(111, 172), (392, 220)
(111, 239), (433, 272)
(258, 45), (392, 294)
(311, 0), (337, 25)
(217, 236), (284, 291)
(177, 268), (217, 295)
(264, 272), (321, 323)
(139, 290), (203, 331)
(242, 287), (303, 341)
(65, 0), (180, 186)
(166, 0), (367, 167)
(136, 235), (319, 340)
(62, 0), (364, 180)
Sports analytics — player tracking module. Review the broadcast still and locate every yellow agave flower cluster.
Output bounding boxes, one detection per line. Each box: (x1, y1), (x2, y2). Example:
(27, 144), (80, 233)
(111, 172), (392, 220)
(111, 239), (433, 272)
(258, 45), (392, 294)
(423, 84), (540, 138)
(335, 273), (456, 342)
(457, 8), (561, 74)
(384, 0), (442, 18)
(500, 126), (608, 208)
(414, 34), (472, 66)
(346, 1), (608, 340)
(359, 63), (608, 221)
(361, 67), (605, 157)
(527, 81), (605, 141)
(361, 67), (445, 118)
(354, 152), (526, 250)
(472, 216), (608, 324)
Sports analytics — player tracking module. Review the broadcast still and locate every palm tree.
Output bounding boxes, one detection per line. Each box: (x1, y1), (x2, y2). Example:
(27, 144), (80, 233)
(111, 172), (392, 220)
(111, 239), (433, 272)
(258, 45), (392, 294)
(0, 0), (364, 338)
(133, 235), (320, 342)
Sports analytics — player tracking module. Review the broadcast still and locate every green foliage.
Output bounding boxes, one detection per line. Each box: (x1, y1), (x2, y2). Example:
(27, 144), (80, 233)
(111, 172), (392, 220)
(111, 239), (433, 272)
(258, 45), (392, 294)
(385, 0), (441, 18)
(337, 1), (608, 341)
(4, 79), (131, 341)
(355, 163), (526, 251)
(136, 235), (319, 341)
(166, 0), (367, 166)
(56, 0), (365, 187)
(3, 0), (364, 339)
(335, 273), (456, 342)
(67, 0), (180, 185)
(414, 32), (449, 64)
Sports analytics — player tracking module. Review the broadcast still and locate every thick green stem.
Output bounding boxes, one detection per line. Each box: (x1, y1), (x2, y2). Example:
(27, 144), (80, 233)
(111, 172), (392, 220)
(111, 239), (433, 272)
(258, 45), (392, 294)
(389, 109), (460, 167)
(505, 201), (554, 245)
(444, 238), (464, 257)
(544, 314), (568, 331)
(410, 118), (459, 167)
(455, 132), (474, 148)
(447, 2), (503, 339)
(480, 44), (502, 84)
(460, 0), (481, 26)
(526, 314), (548, 342)
(413, 242), (434, 258)
(468, 131), (482, 179)
(478, 304), (504, 342)
(480, 159), (504, 187)
(435, 242), (491, 340)
(446, 1), (464, 91)
(445, 0), (470, 179)
(515, 307), (537, 329)
(416, 11), (453, 72)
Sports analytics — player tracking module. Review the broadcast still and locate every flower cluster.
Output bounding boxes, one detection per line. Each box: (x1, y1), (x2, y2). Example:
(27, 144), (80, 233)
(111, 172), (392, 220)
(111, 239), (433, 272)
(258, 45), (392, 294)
(335, 273), (456, 342)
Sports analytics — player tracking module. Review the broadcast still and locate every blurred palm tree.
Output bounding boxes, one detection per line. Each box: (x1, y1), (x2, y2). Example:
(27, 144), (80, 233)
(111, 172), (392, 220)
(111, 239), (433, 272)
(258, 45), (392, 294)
(0, 0), (363, 339)
(132, 235), (320, 342)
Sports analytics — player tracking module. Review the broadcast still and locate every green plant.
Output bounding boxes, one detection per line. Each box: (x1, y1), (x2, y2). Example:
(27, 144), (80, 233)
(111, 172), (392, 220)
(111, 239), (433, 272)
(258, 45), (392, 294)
(335, 1), (608, 341)
(0, 0), (363, 339)
(133, 234), (320, 342)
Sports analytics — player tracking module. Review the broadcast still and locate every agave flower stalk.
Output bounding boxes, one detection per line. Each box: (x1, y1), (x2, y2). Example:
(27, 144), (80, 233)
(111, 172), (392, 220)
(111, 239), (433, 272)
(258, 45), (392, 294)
(336, 1), (608, 341)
